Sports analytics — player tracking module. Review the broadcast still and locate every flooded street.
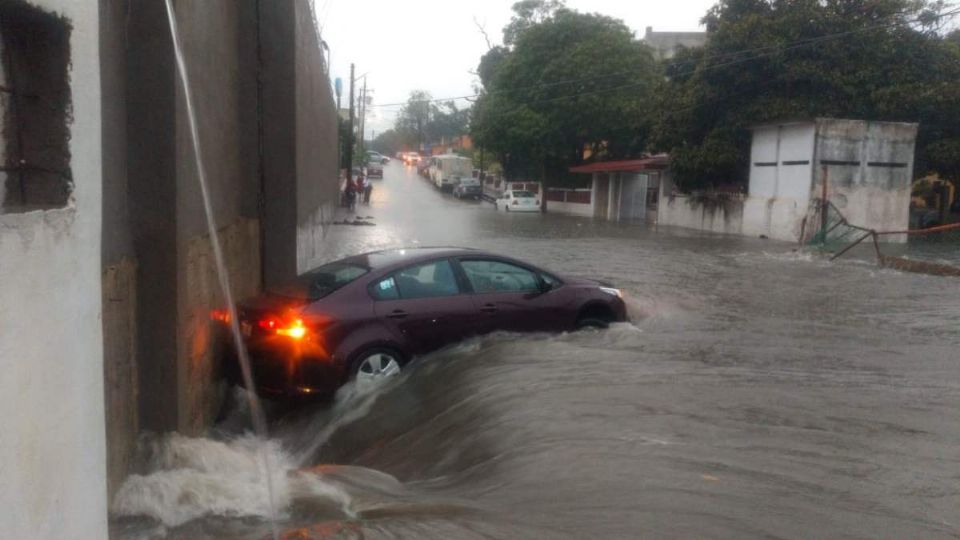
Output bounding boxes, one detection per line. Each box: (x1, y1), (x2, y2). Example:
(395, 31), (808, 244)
(113, 162), (960, 539)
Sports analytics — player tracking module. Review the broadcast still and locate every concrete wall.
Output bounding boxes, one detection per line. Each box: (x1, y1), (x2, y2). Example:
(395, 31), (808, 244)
(98, 0), (138, 502)
(658, 194), (745, 235)
(97, 0), (340, 501)
(261, 0), (339, 283)
(741, 123), (816, 241)
(293, 0), (338, 273)
(548, 200), (594, 217)
(0, 0), (108, 537)
(813, 119), (916, 241)
(173, 0), (261, 436)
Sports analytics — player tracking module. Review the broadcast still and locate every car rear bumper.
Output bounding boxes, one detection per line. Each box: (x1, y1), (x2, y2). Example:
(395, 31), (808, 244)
(222, 335), (347, 397)
(508, 205), (541, 212)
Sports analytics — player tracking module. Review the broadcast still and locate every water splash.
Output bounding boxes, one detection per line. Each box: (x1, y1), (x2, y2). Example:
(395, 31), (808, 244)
(111, 434), (353, 528)
(162, 1), (278, 536)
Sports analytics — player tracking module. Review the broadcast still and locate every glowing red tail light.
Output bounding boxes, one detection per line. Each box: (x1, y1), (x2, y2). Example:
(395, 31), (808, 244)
(258, 315), (307, 340)
(257, 316), (280, 331)
(276, 319), (307, 339)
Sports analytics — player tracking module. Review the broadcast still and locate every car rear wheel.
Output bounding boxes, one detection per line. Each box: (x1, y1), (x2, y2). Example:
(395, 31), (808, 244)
(352, 348), (404, 386)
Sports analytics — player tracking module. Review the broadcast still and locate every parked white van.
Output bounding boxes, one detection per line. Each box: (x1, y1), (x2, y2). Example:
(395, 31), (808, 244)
(429, 154), (473, 191)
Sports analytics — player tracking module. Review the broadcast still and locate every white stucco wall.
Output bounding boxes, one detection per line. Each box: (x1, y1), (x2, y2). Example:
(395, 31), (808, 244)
(743, 123), (816, 242)
(813, 119), (916, 243)
(0, 1), (107, 538)
(657, 194), (745, 235)
(547, 200), (594, 217)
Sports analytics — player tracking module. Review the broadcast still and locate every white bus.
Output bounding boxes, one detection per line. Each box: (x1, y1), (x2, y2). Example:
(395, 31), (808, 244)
(429, 154), (473, 191)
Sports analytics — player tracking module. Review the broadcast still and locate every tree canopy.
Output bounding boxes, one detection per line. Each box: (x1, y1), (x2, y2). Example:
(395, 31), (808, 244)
(471, 1), (659, 182)
(652, 0), (960, 191)
(370, 91), (470, 156)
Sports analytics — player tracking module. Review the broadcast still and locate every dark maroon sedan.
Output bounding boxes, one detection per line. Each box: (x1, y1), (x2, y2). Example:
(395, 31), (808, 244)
(220, 247), (627, 396)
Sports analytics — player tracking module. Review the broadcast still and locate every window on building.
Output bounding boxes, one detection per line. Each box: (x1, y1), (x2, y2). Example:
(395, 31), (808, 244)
(0, 2), (72, 213)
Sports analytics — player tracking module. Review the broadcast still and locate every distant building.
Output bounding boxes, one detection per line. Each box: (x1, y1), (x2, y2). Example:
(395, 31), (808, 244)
(553, 156), (670, 221)
(643, 26), (707, 59)
(428, 134), (473, 156)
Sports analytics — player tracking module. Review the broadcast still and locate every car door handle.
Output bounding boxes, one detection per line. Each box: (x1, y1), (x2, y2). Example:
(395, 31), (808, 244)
(387, 310), (408, 319)
(480, 304), (499, 313)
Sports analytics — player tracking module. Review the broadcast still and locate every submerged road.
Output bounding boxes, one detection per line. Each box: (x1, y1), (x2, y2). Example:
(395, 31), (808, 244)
(113, 161), (960, 539)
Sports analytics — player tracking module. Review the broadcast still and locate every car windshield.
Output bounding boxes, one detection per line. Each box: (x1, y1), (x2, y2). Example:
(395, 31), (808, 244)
(512, 191), (535, 198)
(268, 262), (368, 301)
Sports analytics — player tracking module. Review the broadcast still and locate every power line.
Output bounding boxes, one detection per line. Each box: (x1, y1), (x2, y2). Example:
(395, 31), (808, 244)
(369, 4), (960, 110)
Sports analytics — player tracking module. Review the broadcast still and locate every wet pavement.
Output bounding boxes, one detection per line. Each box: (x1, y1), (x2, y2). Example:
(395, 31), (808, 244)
(112, 162), (960, 539)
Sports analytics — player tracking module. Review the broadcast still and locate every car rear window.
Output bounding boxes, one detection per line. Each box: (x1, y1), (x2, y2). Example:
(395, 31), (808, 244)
(269, 262), (368, 301)
(512, 191), (535, 198)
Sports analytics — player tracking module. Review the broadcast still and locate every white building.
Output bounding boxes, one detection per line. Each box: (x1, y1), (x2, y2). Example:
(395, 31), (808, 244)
(643, 26), (707, 59)
(657, 118), (918, 243)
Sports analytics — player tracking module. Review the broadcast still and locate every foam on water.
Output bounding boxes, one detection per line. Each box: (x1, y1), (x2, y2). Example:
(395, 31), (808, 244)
(111, 434), (352, 528)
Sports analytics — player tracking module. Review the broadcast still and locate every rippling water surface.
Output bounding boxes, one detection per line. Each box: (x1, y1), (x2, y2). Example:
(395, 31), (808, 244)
(112, 164), (960, 539)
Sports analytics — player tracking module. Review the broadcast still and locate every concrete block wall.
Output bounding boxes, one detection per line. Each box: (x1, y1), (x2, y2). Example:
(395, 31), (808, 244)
(180, 218), (260, 434)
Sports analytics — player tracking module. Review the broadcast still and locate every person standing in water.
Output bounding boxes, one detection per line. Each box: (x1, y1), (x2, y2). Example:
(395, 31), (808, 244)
(363, 175), (373, 204)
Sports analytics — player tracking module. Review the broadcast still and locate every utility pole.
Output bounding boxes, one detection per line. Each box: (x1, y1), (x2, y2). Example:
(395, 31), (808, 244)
(358, 79), (367, 159)
(334, 77), (342, 173)
(346, 63), (354, 174)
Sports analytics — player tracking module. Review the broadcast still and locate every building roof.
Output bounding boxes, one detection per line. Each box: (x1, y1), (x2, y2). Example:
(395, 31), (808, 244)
(569, 155), (669, 174)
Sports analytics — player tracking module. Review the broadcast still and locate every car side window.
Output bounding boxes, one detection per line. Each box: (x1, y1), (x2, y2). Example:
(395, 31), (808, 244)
(542, 273), (561, 288)
(370, 276), (400, 300)
(461, 259), (540, 293)
(393, 260), (461, 299)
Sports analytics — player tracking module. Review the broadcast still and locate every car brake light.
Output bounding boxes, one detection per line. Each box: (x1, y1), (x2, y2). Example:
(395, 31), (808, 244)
(276, 318), (307, 339)
(257, 316), (279, 331)
(257, 315), (308, 339)
(210, 309), (231, 323)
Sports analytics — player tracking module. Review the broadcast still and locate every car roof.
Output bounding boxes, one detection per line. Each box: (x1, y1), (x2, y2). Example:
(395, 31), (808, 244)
(337, 247), (483, 270)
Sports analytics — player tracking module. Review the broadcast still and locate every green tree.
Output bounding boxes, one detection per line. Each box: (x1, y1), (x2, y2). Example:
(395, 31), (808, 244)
(472, 5), (659, 182)
(652, 0), (960, 191)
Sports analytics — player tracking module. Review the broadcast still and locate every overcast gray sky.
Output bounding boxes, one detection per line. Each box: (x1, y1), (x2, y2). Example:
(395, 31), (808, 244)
(319, 0), (716, 138)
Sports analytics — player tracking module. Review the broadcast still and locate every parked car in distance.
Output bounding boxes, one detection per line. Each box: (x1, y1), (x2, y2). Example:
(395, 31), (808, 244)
(218, 247), (627, 396)
(366, 159), (383, 178)
(496, 190), (540, 212)
(452, 177), (482, 199)
(417, 157), (432, 177)
(366, 151), (389, 164)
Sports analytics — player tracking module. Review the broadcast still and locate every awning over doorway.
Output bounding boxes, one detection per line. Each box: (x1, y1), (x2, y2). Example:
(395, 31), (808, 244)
(569, 155), (669, 174)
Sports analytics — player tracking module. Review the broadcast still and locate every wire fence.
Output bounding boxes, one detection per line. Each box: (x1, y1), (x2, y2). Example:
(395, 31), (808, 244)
(803, 199), (960, 277)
